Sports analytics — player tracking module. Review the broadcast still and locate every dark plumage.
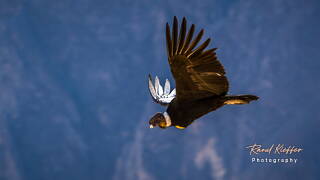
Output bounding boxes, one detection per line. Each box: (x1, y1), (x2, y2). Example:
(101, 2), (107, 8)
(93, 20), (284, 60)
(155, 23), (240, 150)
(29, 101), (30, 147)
(148, 17), (259, 129)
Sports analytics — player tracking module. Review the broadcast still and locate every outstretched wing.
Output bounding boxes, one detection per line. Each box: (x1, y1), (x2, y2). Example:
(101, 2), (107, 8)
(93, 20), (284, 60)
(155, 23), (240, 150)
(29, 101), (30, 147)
(148, 74), (176, 105)
(166, 17), (229, 101)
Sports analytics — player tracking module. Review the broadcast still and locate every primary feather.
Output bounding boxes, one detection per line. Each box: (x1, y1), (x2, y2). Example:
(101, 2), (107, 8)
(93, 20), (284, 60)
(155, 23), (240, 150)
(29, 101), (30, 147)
(166, 17), (229, 101)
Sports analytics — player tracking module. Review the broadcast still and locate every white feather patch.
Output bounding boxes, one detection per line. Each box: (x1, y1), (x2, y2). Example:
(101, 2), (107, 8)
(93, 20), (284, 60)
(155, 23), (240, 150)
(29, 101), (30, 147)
(163, 112), (172, 127)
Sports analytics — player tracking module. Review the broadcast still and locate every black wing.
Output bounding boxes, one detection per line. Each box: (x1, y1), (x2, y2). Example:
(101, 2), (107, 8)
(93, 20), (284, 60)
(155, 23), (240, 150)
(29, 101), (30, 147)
(166, 17), (229, 101)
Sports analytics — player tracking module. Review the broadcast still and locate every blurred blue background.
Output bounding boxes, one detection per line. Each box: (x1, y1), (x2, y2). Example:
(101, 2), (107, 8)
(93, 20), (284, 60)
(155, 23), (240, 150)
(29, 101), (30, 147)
(0, 0), (319, 179)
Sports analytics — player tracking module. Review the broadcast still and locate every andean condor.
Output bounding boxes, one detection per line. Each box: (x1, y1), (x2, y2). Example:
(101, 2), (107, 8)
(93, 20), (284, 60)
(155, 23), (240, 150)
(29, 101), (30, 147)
(148, 17), (259, 129)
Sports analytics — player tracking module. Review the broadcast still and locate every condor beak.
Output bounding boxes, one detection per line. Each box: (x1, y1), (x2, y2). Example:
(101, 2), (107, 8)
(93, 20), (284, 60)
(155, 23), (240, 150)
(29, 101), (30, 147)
(149, 125), (154, 128)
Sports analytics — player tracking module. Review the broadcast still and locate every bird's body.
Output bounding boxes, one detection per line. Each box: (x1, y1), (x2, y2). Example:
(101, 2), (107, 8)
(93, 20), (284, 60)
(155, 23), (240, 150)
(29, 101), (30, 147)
(167, 95), (224, 128)
(148, 17), (259, 129)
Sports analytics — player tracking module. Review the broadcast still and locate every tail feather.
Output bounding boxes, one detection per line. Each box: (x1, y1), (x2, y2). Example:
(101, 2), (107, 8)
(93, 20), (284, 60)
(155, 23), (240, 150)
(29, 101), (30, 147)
(224, 95), (259, 105)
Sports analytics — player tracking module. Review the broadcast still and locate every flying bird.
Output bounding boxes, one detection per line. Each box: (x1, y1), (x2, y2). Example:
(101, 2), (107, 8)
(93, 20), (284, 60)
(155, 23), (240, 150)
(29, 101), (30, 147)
(148, 17), (259, 129)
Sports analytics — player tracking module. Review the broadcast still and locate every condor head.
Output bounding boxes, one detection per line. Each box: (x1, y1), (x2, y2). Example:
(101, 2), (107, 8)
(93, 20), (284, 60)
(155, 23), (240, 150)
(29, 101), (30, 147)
(149, 112), (171, 129)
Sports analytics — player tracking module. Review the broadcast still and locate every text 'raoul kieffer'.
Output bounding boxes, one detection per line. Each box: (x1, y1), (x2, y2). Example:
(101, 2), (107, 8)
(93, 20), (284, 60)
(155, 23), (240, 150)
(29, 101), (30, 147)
(246, 144), (303, 155)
